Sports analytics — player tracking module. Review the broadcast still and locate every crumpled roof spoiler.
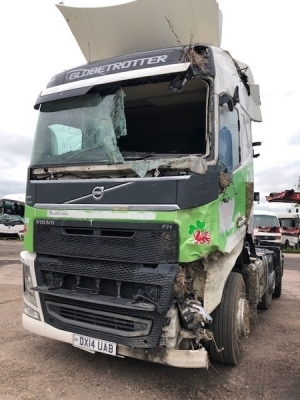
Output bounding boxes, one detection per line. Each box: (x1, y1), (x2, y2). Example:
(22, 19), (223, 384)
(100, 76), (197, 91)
(56, 0), (222, 62)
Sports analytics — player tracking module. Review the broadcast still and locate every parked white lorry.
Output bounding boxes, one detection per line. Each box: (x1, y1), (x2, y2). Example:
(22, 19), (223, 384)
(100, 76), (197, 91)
(266, 190), (300, 249)
(277, 213), (300, 249)
(21, 0), (283, 368)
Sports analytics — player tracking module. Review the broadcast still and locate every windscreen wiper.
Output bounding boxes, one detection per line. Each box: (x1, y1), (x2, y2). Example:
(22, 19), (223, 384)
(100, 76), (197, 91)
(122, 152), (155, 160)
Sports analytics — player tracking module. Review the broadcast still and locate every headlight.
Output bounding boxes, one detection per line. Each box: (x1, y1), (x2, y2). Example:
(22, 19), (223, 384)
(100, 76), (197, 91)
(21, 256), (37, 307)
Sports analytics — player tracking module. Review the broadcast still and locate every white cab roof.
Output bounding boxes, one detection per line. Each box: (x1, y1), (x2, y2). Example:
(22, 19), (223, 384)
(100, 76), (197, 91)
(277, 213), (300, 218)
(254, 210), (278, 217)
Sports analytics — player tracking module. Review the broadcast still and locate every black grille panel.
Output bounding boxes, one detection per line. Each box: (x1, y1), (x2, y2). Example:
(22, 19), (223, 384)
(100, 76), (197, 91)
(36, 257), (178, 348)
(34, 221), (178, 263)
(46, 301), (152, 337)
(35, 257), (176, 314)
(40, 293), (166, 348)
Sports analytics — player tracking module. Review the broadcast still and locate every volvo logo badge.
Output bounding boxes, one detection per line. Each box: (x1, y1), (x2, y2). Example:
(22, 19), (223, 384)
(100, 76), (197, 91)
(92, 186), (105, 200)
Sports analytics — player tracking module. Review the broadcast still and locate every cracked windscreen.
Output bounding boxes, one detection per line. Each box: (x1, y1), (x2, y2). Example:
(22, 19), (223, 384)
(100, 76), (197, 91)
(30, 89), (127, 166)
(31, 78), (209, 168)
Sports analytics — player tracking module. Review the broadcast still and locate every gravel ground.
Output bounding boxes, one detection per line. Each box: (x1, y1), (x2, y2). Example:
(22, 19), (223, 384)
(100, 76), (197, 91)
(0, 240), (299, 400)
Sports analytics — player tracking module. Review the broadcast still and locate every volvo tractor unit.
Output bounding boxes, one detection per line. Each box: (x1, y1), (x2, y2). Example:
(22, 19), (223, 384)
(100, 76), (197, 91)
(21, 0), (282, 368)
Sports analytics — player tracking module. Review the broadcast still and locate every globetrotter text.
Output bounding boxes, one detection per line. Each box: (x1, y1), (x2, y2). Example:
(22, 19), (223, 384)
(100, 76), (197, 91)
(66, 55), (168, 80)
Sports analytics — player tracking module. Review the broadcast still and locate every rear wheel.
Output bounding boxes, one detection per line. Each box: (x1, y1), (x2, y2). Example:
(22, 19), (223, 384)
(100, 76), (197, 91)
(209, 272), (249, 365)
(259, 271), (275, 309)
(273, 275), (282, 298)
(274, 252), (284, 298)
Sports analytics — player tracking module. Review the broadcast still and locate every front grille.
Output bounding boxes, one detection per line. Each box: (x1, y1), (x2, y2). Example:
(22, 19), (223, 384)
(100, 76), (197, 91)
(46, 301), (152, 337)
(39, 293), (166, 348)
(34, 221), (178, 263)
(35, 257), (176, 314)
(36, 257), (178, 348)
(257, 235), (276, 241)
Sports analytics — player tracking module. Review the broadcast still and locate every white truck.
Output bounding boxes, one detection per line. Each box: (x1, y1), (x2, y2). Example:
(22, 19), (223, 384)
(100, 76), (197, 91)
(253, 210), (282, 246)
(277, 213), (300, 249)
(266, 190), (300, 249)
(21, 0), (283, 368)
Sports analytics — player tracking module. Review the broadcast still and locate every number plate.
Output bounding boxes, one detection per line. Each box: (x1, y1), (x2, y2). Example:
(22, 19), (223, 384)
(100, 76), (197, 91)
(73, 334), (117, 356)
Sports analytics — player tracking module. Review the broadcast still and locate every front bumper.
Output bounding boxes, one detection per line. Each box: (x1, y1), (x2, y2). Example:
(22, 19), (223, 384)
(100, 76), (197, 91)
(22, 313), (208, 369)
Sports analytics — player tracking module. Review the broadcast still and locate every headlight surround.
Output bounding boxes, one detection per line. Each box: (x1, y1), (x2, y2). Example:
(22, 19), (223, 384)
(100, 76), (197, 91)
(21, 256), (37, 307)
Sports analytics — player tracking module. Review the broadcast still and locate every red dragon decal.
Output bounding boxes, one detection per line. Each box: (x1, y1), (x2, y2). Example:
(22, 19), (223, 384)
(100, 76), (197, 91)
(188, 220), (211, 245)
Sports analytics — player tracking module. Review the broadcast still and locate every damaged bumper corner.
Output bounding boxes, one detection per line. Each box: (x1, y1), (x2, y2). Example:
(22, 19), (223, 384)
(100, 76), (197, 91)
(117, 344), (209, 368)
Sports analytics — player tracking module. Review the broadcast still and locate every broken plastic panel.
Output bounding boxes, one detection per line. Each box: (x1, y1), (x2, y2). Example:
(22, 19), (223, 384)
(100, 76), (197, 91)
(180, 299), (212, 330)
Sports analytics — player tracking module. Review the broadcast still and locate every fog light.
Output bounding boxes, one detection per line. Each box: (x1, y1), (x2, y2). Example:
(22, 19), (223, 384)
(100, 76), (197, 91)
(24, 303), (40, 321)
(21, 255), (37, 306)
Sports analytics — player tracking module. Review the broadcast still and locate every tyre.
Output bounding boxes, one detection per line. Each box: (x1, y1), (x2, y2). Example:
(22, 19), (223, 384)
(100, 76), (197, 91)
(209, 272), (249, 365)
(273, 271), (282, 298)
(258, 271), (275, 309)
(258, 287), (272, 309)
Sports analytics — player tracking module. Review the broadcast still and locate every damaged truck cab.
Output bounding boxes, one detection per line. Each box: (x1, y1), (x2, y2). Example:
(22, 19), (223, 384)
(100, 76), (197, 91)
(21, 0), (281, 368)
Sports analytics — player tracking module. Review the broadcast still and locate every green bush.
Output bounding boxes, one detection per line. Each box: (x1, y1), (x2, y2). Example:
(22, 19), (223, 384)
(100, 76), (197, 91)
(281, 247), (300, 253)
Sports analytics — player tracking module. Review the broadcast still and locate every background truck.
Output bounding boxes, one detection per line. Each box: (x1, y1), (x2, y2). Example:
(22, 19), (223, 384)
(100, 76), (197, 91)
(266, 189), (300, 249)
(277, 213), (300, 249)
(21, 0), (283, 368)
(253, 210), (282, 246)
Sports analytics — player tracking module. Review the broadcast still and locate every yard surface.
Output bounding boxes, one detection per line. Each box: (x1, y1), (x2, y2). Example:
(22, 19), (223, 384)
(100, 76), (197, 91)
(0, 240), (299, 400)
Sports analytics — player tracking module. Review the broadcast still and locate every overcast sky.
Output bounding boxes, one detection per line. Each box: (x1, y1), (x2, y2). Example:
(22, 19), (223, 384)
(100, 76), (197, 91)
(0, 0), (299, 212)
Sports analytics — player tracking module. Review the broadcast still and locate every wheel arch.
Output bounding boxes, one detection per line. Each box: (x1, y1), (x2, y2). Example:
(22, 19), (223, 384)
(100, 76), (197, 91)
(202, 240), (244, 314)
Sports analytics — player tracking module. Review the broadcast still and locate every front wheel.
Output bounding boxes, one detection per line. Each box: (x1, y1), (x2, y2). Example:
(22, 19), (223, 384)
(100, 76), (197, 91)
(209, 272), (250, 365)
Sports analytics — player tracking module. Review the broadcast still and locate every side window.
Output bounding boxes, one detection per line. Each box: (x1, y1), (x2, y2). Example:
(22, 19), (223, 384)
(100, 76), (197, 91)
(218, 107), (240, 172)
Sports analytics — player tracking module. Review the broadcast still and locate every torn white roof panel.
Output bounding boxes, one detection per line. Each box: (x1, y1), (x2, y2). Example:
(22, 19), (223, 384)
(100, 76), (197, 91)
(57, 0), (222, 62)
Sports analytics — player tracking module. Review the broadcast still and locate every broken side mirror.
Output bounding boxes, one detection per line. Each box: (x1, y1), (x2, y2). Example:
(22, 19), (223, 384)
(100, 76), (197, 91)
(233, 86), (240, 105)
(253, 142), (262, 158)
(219, 93), (234, 111)
(219, 86), (240, 112)
(252, 141), (262, 147)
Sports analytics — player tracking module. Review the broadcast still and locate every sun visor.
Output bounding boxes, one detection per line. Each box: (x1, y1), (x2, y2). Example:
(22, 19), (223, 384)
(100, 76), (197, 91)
(34, 85), (94, 109)
(56, 0), (222, 62)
